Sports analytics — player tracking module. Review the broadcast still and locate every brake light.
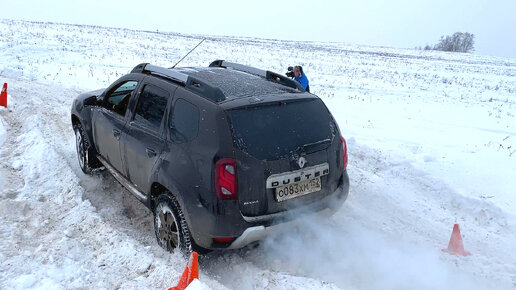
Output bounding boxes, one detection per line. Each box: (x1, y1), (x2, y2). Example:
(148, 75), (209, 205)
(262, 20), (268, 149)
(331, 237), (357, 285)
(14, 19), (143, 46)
(340, 136), (348, 170)
(215, 158), (238, 200)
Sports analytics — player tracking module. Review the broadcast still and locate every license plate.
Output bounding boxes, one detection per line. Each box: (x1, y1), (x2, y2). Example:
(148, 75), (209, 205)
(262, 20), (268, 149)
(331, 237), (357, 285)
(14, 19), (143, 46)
(275, 177), (321, 202)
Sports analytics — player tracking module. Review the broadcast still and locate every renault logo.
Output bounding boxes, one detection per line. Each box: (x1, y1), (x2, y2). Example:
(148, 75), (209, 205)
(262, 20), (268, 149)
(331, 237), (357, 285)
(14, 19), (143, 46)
(297, 157), (307, 169)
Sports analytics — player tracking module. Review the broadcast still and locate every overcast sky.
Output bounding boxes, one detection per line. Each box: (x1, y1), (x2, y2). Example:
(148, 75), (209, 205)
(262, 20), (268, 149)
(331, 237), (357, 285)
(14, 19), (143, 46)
(3, 0), (516, 58)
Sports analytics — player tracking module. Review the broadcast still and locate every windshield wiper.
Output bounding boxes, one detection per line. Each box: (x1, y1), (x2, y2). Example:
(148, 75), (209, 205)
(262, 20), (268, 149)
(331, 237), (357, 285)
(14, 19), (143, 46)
(294, 139), (332, 155)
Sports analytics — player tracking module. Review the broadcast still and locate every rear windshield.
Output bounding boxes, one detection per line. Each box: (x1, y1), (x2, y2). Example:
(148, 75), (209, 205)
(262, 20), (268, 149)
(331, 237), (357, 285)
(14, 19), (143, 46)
(226, 99), (336, 160)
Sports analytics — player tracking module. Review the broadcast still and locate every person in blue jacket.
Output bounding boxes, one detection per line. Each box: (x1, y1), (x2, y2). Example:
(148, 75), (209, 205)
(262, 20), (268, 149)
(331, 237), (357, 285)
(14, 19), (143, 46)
(294, 66), (310, 92)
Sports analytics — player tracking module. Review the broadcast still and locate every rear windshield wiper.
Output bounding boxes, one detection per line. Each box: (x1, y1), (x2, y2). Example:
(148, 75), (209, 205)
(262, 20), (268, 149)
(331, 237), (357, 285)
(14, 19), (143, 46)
(294, 138), (332, 155)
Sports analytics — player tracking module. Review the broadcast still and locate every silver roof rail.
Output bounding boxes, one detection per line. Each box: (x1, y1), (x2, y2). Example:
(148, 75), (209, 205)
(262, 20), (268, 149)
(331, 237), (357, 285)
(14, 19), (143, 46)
(130, 63), (225, 102)
(142, 64), (189, 83)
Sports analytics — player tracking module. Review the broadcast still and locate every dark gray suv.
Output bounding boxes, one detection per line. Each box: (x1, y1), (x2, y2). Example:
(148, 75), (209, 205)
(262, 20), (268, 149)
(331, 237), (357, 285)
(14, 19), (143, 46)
(71, 60), (349, 253)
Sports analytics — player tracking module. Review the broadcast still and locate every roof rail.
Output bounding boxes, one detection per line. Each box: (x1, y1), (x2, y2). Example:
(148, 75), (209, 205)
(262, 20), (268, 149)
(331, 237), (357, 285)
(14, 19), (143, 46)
(209, 60), (267, 77)
(131, 63), (225, 102)
(131, 63), (189, 83)
(209, 60), (305, 91)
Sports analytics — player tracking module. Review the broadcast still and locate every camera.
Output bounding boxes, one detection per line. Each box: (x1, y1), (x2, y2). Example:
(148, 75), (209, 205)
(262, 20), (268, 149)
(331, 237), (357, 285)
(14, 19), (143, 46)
(286, 66), (295, 78)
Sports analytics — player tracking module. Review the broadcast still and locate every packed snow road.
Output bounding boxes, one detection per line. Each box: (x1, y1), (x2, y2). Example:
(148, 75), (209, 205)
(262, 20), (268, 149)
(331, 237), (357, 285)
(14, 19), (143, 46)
(1, 20), (516, 289)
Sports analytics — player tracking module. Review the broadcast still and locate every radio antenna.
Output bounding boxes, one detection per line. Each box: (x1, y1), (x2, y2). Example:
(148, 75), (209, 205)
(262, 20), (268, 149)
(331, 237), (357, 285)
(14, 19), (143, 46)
(171, 38), (206, 68)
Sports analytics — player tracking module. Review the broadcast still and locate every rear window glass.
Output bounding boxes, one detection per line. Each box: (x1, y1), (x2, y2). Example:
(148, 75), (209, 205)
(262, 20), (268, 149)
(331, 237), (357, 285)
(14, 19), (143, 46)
(226, 99), (336, 160)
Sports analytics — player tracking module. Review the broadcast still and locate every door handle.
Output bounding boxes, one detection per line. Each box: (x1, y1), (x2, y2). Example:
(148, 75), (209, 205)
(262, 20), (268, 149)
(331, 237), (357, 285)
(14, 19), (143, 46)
(146, 148), (157, 157)
(112, 129), (121, 140)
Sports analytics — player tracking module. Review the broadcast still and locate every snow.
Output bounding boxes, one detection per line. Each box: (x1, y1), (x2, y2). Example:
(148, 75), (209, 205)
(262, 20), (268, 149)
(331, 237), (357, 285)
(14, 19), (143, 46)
(186, 279), (212, 290)
(1, 19), (515, 289)
(0, 113), (6, 147)
(0, 114), (6, 188)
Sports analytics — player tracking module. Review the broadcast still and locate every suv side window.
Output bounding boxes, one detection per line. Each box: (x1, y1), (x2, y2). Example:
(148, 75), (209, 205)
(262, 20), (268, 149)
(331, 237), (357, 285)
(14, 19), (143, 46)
(133, 84), (169, 133)
(170, 99), (199, 142)
(104, 81), (138, 116)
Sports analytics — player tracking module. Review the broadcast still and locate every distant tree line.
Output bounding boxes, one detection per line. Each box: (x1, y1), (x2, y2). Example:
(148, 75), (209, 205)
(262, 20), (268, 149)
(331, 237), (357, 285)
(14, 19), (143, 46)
(416, 32), (475, 53)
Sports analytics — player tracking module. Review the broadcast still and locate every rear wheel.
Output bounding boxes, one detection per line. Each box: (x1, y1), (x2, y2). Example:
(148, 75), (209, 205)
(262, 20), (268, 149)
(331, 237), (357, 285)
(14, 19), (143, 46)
(154, 194), (192, 254)
(74, 123), (101, 174)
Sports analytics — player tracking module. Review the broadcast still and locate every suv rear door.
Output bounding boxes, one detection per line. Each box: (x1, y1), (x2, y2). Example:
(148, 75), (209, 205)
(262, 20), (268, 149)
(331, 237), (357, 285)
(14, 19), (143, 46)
(121, 77), (177, 193)
(225, 98), (342, 216)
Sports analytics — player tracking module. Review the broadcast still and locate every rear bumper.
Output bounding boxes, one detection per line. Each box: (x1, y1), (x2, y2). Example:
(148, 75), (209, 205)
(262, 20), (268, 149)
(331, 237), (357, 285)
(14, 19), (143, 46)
(190, 171), (349, 250)
(228, 173), (349, 249)
(241, 174), (348, 223)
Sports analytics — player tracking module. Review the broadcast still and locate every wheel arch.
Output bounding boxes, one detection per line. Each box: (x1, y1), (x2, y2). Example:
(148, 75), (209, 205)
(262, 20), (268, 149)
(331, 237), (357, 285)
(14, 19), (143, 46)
(150, 181), (210, 253)
(149, 181), (185, 212)
(71, 112), (97, 154)
(149, 182), (169, 211)
(71, 114), (81, 128)
(148, 180), (196, 237)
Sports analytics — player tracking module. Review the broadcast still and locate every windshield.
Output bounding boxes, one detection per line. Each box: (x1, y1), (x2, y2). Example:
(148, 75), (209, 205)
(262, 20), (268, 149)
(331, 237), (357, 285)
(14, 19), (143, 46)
(226, 99), (336, 160)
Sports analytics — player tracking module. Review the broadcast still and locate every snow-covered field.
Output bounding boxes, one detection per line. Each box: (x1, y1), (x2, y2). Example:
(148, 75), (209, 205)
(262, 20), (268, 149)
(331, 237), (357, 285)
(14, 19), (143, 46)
(0, 19), (515, 289)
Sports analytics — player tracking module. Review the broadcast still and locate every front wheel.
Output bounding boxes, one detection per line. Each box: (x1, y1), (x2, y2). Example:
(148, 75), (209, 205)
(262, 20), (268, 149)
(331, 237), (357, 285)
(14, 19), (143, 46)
(74, 124), (100, 174)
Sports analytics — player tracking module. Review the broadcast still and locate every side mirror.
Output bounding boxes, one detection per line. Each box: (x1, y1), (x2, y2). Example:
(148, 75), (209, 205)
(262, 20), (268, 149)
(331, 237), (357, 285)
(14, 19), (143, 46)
(83, 95), (99, 107)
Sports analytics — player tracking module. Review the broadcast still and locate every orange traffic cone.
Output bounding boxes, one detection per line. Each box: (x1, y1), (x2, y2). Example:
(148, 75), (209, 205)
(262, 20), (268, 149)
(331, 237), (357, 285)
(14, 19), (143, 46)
(169, 251), (199, 290)
(0, 83), (7, 108)
(442, 224), (471, 256)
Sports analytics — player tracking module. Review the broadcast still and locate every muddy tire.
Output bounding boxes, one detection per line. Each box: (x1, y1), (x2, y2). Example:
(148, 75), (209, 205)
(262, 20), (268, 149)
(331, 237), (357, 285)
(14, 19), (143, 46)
(154, 194), (193, 254)
(74, 123), (101, 174)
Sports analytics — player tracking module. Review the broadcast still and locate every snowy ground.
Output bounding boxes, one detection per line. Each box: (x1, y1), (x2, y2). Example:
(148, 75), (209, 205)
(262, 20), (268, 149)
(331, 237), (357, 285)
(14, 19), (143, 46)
(0, 19), (515, 289)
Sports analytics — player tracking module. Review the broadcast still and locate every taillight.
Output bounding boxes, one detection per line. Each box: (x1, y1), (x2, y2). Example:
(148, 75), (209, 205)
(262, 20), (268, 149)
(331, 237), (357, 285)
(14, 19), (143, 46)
(340, 136), (348, 170)
(215, 158), (238, 200)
